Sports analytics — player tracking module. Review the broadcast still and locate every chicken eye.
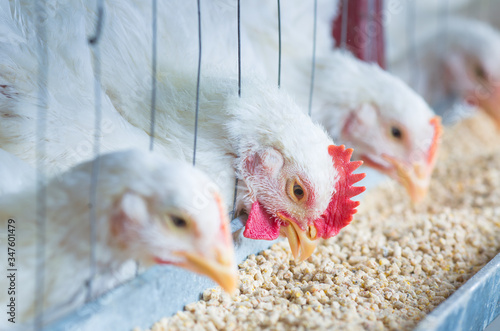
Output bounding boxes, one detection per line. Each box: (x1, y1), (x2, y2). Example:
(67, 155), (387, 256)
(293, 184), (304, 200)
(171, 216), (188, 228)
(390, 126), (403, 140)
(288, 179), (307, 203)
(475, 65), (486, 81)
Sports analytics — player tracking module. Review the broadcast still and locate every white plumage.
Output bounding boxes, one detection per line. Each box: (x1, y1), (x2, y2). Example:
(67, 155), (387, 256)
(0, 0), (174, 175)
(0, 149), (236, 328)
(0, 149), (34, 195)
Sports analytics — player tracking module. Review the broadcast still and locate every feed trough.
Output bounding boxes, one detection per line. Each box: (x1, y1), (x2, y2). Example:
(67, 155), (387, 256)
(47, 219), (500, 331)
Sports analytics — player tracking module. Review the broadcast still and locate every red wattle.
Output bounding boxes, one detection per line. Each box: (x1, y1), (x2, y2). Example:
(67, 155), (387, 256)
(243, 201), (281, 240)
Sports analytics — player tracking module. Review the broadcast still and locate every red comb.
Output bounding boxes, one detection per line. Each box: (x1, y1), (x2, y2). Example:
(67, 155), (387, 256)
(315, 145), (366, 239)
(427, 116), (443, 167)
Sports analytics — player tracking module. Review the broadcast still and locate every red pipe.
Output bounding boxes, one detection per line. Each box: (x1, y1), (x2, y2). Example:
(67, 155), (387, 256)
(332, 0), (386, 69)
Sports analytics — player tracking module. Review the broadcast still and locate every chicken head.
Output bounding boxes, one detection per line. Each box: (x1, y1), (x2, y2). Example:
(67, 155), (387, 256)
(314, 52), (442, 204)
(102, 151), (238, 293)
(341, 102), (442, 204)
(441, 21), (500, 130)
(241, 145), (365, 263)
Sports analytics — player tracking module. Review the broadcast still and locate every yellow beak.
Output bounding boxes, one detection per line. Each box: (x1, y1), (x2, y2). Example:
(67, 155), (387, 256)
(278, 213), (319, 263)
(174, 248), (238, 294)
(478, 90), (500, 130)
(383, 155), (432, 204)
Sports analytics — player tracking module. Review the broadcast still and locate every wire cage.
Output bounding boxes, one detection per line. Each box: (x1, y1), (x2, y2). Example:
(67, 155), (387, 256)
(0, 0), (499, 330)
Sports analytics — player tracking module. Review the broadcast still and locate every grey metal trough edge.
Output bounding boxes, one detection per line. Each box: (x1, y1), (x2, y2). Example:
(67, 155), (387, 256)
(415, 253), (500, 331)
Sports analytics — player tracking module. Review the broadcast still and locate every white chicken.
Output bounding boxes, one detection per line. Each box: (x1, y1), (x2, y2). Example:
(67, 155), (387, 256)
(391, 17), (500, 129)
(236, 0), (442, 203)
(0, 149), (237, 328)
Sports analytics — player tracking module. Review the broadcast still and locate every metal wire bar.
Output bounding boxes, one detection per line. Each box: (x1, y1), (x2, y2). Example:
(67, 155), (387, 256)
(440, 0), (449, 54)
(192, 0), (202, 166)
(231, 0), (242, 219)
(480, 0), (490, 22)
(149, 0), (158, 151)
(88, 5), (104, 45)
(34, 0), (48, 328)
(407, 0), (419, 89)
(277, 0), (281, 88)
(237, 0), (241, 97)
(340, 0), (349, 50)
(366, 0), (375, 63)
(230, 177), (239, 219)
(308, 0), (318, 117)
(86, 0), (105, 303)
